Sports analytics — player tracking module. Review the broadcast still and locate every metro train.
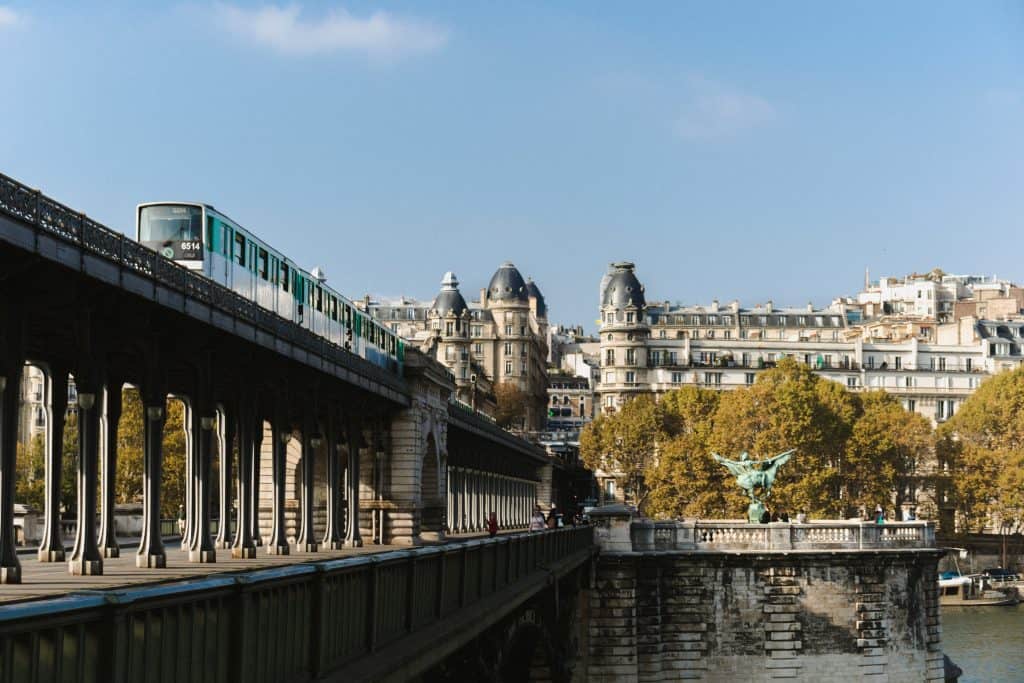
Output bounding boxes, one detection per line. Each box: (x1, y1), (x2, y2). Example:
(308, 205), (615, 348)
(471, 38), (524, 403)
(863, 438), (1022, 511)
(136, 202), (403, 373)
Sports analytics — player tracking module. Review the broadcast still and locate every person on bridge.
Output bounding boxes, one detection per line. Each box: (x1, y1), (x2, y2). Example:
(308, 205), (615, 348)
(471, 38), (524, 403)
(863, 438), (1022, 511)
(487, 511), (498, 537)
(530, 506), (546, 532)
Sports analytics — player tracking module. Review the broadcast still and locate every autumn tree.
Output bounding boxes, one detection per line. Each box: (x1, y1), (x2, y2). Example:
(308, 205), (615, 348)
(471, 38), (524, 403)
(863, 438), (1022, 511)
(579, 394), (662, 509)
(114, 389), (186, 519)
(646, 387), (742, 517)
(494, 382), (528, 430)
(938, 366), (1024, 532)
(845, 391), (934, 519)
(15, 436), (45, 511)
(708, 358), (857, 517)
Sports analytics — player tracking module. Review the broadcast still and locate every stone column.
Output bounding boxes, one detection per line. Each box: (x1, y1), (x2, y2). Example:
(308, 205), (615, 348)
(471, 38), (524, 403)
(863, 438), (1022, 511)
(188, 411), (216, 563)
(231, 405), (256, 559)
(0, 360), (24, 584)
(266, 415), (290, 555)
(214, 406), (233, 549)
(68, 386), (103, 576)
(97, 381), (122, 558)
(344, 417), (363, 548)
(296, 416), (319, 553)
(137, 397), (167, 568)
(321, 413), (343, 550)
(37, 364), (68, 562)
(250, 419), (263, 547)
(180, 400), (194, 551)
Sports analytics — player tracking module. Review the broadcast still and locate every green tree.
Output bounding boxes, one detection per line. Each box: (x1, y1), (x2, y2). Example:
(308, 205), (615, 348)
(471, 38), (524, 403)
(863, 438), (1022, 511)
(845, 391), (934, 518)
(579, 394), (662, 509)
(708, 358), (857, 517)
(938, 366), (1024, 532)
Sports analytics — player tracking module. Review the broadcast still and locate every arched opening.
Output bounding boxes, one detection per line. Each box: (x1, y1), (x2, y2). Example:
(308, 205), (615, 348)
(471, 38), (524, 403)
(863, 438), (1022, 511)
(500, 624), (555, 683)
(420, 432), (443, 541)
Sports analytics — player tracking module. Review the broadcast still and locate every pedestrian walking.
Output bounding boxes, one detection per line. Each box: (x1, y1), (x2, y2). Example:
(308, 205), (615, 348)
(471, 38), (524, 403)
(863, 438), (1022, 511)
(529, 505), (546, 532)
(487, 511), (498, 537)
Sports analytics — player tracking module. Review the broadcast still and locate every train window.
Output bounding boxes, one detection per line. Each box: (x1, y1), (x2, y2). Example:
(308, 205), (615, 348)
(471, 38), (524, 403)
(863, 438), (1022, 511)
(258, 249), (269, 280)
(250, 243), (257, 272)
(315, 286), (323, 312)
(221, 225), (230, 256)
(344, 305), (352, 327)
(233, 232), (245, 266)
(281, 263), (290, 291)
(269, 256), (278, 284)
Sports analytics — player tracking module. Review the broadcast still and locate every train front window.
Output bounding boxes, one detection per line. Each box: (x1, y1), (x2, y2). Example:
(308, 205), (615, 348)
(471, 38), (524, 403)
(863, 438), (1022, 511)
(139, 205), (201, 243)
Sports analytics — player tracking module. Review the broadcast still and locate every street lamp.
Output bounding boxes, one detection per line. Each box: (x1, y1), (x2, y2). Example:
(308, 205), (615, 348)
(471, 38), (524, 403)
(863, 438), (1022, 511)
(201, 416), (215, 430)
(77, 393), (95, 411)
(146, 406), (164, 421)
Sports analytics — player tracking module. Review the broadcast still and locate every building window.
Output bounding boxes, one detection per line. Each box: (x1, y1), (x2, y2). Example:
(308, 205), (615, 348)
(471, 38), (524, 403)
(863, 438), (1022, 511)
(847, 377), (857, 388)
(671, 372), (683, 384)
(626, 349), (636, 365)
(505, 325), (513, 335)
(504, 342), (513, 355)
(473, 343), (483, 355)
(938, 357), (946, 371)
(965, 358), (972, 372)
(866, 356), (874, 369)
(704, 372), (721, 386)
(659, 330), (666, 339)
(626, 312), (635, 323)
(625, 371), (635, 384)
(745, 373), (755, 386)
(505, 361), (513, 375)
(905, 376), (913, 388)
(906, 399), (916, 412)
(723, 330), (731, 339)
(605, 371), (615, 383)
(894, 356), (902, 370)
(605, 349), (615, 365)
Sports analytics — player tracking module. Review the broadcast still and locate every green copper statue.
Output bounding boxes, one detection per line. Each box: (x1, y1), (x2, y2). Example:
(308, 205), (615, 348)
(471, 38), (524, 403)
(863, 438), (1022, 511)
(713, 450), (795, 523)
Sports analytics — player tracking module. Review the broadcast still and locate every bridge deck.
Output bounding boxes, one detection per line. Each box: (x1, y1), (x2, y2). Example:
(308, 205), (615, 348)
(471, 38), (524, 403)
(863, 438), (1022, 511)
(0, 532), (502, 605)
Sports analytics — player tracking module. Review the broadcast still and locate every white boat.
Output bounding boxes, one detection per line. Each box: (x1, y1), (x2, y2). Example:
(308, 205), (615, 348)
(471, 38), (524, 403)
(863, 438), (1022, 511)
(939, 575), (1019, 606)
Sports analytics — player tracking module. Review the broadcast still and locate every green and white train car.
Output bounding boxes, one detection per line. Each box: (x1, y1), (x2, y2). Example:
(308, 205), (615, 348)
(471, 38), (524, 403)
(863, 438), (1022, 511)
(135, 202), (403, 373)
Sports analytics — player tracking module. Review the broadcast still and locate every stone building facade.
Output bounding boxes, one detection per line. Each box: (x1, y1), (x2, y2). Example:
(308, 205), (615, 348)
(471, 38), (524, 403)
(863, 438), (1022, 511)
(596, 262), (1022, 427)
(362, 263), (550, 432)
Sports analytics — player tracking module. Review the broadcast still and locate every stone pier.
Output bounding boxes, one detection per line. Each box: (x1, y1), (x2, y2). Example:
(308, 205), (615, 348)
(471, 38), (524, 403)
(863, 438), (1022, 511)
(582, 506), (948, 682)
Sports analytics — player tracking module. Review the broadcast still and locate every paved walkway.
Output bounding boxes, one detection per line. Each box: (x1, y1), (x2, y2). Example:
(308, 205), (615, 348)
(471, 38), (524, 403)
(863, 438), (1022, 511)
(0, 530), (517, 605)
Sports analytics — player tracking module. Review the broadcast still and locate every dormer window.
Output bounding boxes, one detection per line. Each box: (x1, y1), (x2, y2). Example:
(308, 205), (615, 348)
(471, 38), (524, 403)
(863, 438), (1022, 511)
(626, 312), (635, 323)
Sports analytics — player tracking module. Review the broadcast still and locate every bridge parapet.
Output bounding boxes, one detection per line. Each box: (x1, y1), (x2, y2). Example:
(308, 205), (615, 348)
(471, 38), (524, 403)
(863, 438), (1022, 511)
(0, 527), (594, 683)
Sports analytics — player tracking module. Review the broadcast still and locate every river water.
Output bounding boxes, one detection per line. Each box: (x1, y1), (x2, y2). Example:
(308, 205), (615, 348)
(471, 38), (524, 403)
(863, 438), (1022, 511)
(943, 603), (1024, 682)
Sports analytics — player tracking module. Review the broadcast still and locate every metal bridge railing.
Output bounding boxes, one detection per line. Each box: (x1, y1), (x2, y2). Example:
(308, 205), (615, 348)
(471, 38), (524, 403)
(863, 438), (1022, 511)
(0, 171), (404, 393)
(0, 526), (593, 683)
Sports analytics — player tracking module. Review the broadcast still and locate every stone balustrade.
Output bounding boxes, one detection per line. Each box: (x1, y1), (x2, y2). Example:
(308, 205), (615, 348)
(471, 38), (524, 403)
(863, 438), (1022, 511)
(643, 518), (936, 551)
(590, 505), (936, 553)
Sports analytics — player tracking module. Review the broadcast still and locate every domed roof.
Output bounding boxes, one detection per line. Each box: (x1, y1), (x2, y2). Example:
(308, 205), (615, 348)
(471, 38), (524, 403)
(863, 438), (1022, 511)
(486, 262), (529, 303)
(525, 278), (547, 318)
(432, 271), (468, 316)
(602, 261), (646, 309)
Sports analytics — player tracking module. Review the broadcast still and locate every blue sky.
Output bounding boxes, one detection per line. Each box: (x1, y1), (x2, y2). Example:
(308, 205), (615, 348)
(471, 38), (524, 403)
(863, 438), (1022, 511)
(2, 2), (1022, 329)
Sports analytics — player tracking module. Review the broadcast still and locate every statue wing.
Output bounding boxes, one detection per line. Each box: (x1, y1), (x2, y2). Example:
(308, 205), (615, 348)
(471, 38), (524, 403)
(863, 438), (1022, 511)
(712, 453), (750, 478)
(765, 449), (795, 468)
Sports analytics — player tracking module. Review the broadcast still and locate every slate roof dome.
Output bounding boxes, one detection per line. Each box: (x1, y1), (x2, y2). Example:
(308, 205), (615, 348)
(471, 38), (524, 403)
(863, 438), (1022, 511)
(432, 271), (468, 316)
(602, 261), (646, 309)
(486, 262), (529, 303)
(525, 279), (547, 318)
